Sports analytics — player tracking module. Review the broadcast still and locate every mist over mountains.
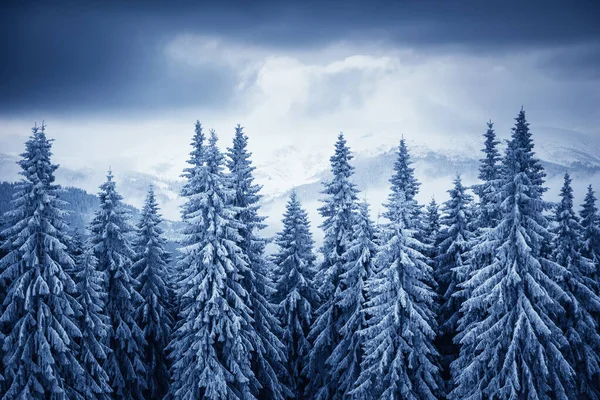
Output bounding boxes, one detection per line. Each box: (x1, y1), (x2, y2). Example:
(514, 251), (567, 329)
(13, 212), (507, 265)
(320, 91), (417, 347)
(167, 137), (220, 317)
(1, 124), (599, 249)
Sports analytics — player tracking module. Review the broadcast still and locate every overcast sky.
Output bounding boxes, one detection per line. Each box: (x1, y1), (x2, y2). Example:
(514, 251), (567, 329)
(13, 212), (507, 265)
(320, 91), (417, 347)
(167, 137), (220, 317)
(1, 0), (600, 184)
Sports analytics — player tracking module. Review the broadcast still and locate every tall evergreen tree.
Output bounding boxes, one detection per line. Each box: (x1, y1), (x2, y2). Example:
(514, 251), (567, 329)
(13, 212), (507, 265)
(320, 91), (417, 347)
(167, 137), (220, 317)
(330, 200), (377, 398)
(74, 248), (112, 400)
(452, 121), (504, 391)
(89, 170), (146, 400)
(391, 138), (421, 205)
(172, 120), (207, 321)
(451, 109), (573, 400)
(67, 230), (85, 277)
(423, 197), (442, 276)
(226, 125), (289, 399)
(272, 191), (319, 400)
(306, 133), (359, 400)
(580, 185), (600, 283)
(552, 173), (600, 399)
(168, 130), (257, 400)
(0, 125), (86, 399)
(353, 141), (441, 400)
(472, 120), (502, 228)
(434, 175), (473, 395)
(181, 120), (206, 195)
(133, 186), (173, 399)
(423, 197), (441, 250)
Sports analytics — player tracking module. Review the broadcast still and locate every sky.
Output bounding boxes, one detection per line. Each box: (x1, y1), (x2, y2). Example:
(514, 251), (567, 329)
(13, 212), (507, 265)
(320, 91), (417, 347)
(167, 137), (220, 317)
(1, 0), (600, 214)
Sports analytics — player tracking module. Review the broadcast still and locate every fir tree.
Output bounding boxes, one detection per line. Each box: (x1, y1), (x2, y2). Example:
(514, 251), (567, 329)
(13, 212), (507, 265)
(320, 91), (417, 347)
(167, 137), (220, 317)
(352, 141), (441, 400)
(423, 197), (441, 248)
(472, 120), (502, 228)
(0, 124), (86, 399)
(172, 120), (207, 321)
(89, 170), (146, 400)
(434, 175), (473, 394)
(180, 120), (206, 196)
(423, 197), (441, 267)
(306, 133), (359, 400)
(330, 200), (377, 398)
(133, 186), (173, 399)
(453, 121), (504, 389)
(391, 138), (421, 205)
(552, 173), (600, 399)
(451, 109), (573, 400)
(272, 191), (319, 400)
(580, 185), (600, 283)
(67, 230), (85, 277)
(74, 248), (112, 400)
(168, 130), (257, 400)
(226, 125), (289, 399)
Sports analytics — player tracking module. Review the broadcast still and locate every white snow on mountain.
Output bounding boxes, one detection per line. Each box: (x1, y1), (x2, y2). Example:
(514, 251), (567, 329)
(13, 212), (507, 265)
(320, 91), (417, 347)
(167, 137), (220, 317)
(1, 125), (599, 244)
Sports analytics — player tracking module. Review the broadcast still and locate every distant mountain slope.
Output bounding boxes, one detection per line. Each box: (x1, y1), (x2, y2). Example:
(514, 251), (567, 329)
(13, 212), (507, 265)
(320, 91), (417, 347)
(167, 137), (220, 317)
(2, 125), (599, 240)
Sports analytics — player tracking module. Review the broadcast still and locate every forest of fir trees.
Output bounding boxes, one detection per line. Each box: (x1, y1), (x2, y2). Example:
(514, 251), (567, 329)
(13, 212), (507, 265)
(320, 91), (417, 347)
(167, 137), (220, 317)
(0, 109), (599, 400)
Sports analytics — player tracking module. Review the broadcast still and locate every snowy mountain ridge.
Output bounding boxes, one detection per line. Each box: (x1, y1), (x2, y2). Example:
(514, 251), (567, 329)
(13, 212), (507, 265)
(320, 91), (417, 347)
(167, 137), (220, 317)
(1, 125), (599, 223)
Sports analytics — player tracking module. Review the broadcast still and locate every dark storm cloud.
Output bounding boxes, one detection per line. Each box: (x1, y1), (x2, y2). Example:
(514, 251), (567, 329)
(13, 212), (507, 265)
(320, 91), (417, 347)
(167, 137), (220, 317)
(1, 0), (599, 115)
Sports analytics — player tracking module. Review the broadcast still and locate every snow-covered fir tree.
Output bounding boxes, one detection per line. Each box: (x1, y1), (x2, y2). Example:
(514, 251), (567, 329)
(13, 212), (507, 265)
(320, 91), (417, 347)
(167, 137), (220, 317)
(423, 197), (441, 249)
(272, 190), (319, 400)
(423, 197), (442, 271)
(306, 133), (359, 400)
(171, 120), (207, 321)
(168, 130), (257, 400)
(132, 186), (173, 399)
(67, 230), (85, 277)
(74, 247), (112, 400)
(467, 120), (503, 279)
(89, 170), (147, 400)
(391, 138), (421, 206)
(330, 200), (377, 398)
(552, 173), (600, 399)
(181, 120), (205, 196)
(434, 175), (473, 394)
(580, 185), (600, 284)
(451, 109), (573, 400)
(0, 124), (87, 399)
(352, 141), (441, 400)
(226, 125), (289, 399)
(472, 120), (502, 228)
(452, 120), (504, 391)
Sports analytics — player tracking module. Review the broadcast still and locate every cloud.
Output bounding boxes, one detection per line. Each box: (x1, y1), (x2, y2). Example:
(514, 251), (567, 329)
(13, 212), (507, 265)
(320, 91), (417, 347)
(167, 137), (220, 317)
(3, 33), (598, 175)
(2, 0), (599, 115)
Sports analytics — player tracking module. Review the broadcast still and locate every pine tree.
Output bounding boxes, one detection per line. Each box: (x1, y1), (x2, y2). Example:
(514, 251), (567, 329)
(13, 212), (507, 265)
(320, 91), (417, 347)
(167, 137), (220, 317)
(89, 170), (146, 400)
(472, 120), (502, 228)
(67, 230), (85, 277)
(552, 173), (600, 399)
(452, 121), (504, 392)
(74, 248), (112, 400)
(391, 138), (421, 205)
(0, 124), (87, 399)
(171, 120), (207, 321)
(352, 141), (441, 400)
(580, 185), (600, 283)
(226, 125), (289, 399)
(181, 120), (206, 196)
(168, 130), (257, 400)
(423, 197), (441, 248)
(423, 197), (441, 266)
(330, 200), (377, 398)
(434, 175), (473, 394)
(133, 186), (173, 399)
(306, 133), (359, 400)
(451, 109), (573, 400)
(272, 191), (319, 400)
